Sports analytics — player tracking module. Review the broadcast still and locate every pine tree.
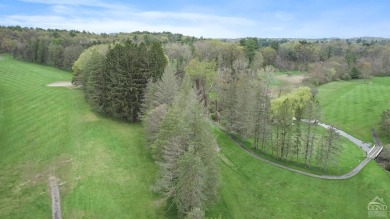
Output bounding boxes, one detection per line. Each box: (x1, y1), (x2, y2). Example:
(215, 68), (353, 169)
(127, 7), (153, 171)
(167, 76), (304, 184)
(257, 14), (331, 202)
(175, 147), (206, 214)
(84, 50), (106, 110)
(102, 40), (167, 122)
(153, 82), (219, 217)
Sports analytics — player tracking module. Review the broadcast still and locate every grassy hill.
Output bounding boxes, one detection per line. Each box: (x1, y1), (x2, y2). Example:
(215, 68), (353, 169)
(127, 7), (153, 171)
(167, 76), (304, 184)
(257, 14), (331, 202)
(209, 128), (390, 218)
(0, 56), (162, 218)
(317, 78), (390, 143)
(1, 56), (389, 218)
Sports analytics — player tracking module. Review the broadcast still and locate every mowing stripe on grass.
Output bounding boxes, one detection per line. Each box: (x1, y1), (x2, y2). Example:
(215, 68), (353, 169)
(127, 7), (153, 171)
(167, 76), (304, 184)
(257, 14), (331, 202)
(318, 78), (390, 143)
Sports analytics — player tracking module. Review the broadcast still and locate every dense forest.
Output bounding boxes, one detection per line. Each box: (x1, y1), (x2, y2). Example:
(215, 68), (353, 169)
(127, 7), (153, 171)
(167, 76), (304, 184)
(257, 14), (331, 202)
(1, 25), (390, 84)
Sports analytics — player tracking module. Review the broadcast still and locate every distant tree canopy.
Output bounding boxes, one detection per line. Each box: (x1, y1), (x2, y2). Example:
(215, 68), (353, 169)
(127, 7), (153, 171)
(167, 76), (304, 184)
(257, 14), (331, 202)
(0, 26), (194, 70)
(2, 25), (390, 89)
(73, 40), (167, 122)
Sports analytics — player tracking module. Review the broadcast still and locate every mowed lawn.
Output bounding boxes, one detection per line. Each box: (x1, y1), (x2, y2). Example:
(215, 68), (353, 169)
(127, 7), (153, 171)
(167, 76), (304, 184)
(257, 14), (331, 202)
(0, 56), (161, 218)
(317, 78), (390, 143)
(210, 128), (390, 218)
(1, 56), (390, 219)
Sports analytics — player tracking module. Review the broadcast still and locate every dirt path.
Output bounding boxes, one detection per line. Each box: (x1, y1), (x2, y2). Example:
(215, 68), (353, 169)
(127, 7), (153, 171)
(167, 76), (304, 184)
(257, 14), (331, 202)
(216, 124), (373, 180)
(49, 176), (62, 219)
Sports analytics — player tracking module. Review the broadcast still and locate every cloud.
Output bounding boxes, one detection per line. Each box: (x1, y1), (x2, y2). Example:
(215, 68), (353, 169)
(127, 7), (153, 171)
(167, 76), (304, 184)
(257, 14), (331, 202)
(4, 0), (389, 38)
(2, 0), (256, 38)
(20, 0), (118, 8)
(3, 14), (252, 38)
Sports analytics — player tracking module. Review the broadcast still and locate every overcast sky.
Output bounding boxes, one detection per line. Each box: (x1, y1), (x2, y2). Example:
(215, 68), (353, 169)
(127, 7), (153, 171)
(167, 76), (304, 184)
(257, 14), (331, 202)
(1, 0), (389, 38)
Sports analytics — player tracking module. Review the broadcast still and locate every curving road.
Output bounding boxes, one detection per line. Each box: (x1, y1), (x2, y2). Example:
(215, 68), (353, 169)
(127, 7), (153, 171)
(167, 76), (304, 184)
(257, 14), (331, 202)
(302, 120), (372, 152)
(217, 122), (379, 180)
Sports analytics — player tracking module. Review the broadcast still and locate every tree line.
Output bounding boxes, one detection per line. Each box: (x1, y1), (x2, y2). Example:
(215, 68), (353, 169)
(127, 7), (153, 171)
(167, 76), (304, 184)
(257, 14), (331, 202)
(72, 40), (167, 122)
(0, 26), (195, 70)
(142, 67), (219, 217)
(215, 68), (343, 170)
(2, 26), (390, 84)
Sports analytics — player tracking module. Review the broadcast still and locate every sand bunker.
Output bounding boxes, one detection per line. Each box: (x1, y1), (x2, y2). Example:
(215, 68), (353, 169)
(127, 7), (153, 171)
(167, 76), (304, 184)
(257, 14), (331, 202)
(47, 81), (74, 87)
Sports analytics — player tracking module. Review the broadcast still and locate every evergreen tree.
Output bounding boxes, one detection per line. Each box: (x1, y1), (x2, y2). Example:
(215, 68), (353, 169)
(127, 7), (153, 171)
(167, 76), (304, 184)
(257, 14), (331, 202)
(175, 147), (206, 214)
(153, 81), (219, 217)
(102, 40), (167, 122)
(142, 65), (180, 147)
(84, 50), (107, 111)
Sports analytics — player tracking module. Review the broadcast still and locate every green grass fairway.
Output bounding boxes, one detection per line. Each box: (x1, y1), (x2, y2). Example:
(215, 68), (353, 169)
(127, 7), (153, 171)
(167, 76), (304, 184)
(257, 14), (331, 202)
(1, 56), (389, 219)
(209, 128), (390, 218)
(318, 78), (390, 143)
(0, 56), (162, 218)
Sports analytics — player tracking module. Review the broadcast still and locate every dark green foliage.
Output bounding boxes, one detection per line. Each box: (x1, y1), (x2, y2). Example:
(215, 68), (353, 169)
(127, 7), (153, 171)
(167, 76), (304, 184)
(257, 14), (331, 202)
(74, 40), (167, 122)
(239, 37), (259, 64)
(94, 40), (167, 122)
(349, 66), (361, 79)
(380, 108), (390, 136)
(83, 50), (106, 111)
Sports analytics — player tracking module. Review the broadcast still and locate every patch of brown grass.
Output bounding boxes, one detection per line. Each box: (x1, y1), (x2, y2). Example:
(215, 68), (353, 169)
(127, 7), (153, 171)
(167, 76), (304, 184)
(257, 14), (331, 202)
(275, 74), (306, 84)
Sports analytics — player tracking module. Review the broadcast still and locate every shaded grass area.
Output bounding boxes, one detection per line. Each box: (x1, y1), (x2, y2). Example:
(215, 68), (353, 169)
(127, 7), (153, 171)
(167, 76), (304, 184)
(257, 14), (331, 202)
(318, 78), (390, 144)
(208, 127), (390, 218)
(0, 56), (162, 218)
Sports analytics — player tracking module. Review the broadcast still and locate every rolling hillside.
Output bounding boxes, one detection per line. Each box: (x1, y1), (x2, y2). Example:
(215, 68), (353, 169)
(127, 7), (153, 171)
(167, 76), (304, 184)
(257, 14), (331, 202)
(0, 56), (389, 218)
